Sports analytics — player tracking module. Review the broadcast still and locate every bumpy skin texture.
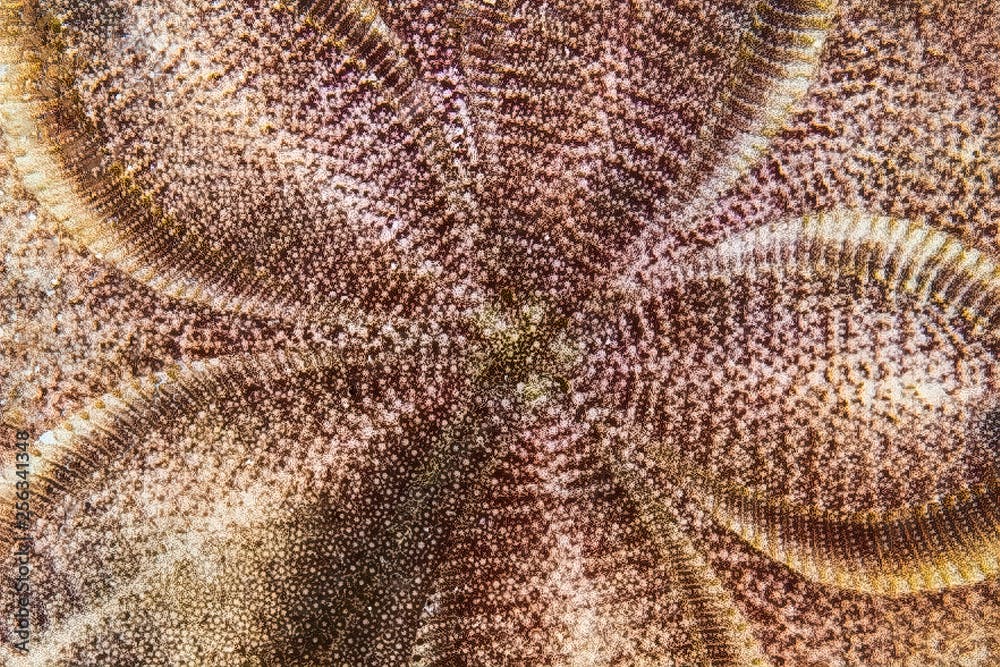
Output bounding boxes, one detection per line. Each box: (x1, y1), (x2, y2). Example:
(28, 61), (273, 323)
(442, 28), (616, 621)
(1, 0), (999, 665)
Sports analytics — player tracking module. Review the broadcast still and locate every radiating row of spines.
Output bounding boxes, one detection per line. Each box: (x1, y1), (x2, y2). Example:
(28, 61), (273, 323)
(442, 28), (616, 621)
(596, 426), (1000, 597)
(0, 349), (341, 545)
(301, 0), (411, 83)
(300, 0), (471, 196)
(694, 472), (1000, 594)
(677, 210), (1000, 328)
(40, 104), (300, 316)
(4, 0), (471, 322)
(602, 456), (771, 666)
(0, 1), (330, 321)
(677, 0), (837, 218)
(454, 0), (635, 284)
(601, 209), (1000, 595)
(612, 209), (996, 443)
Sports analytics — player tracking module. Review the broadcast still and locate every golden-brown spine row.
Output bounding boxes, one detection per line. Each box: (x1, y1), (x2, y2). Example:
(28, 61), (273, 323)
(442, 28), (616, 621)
(680, 0), (837, 218)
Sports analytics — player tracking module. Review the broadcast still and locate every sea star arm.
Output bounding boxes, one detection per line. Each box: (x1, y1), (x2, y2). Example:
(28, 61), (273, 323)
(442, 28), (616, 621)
(0, 348), (343, 545)
(675, 0), (838, 223)
(410, 408), (769, 666)
(451, 0), (837, 299)
(0, 0), (477, 321)
(583, 209), (1000, 592)
(670, 211), (1000, 594)
(693, 471), (1000, 595)
(297, 0), (472, 195)
(0, 337), (477, 663)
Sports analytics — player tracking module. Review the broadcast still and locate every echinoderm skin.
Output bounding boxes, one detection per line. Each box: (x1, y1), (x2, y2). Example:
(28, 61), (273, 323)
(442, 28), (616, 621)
(1, 0), (999, 664)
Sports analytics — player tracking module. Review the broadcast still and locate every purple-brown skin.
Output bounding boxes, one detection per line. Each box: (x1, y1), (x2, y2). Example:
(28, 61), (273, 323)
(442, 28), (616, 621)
(1, 0), (999, 664)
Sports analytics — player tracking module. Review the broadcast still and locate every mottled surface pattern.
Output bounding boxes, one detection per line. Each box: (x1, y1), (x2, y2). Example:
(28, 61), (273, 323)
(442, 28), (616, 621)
(1, 0), (999, 664)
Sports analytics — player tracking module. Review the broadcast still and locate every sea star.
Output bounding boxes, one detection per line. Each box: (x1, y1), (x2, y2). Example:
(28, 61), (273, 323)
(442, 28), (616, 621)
(1, 0), (999, 664)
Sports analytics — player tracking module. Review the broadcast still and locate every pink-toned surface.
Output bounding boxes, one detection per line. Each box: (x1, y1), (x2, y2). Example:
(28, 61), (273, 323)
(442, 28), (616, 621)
(1, 0), (999, 664)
